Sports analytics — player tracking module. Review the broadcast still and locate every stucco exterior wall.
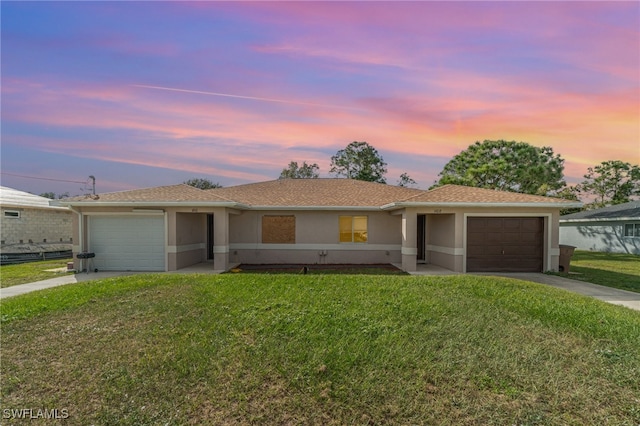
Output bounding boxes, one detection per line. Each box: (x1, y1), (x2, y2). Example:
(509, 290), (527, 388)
(1, 207), (73, 248)
(173, 212), (207, 269)
(66, 202), (565, 273)
(425, 213), (457, 270)
(560, 221), (640, 254)
(408, 206), (561, 272)
(228, 210), (402, 265)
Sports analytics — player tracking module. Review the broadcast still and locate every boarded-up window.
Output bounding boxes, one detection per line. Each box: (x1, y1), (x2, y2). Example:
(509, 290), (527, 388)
(262, 215), (296, 244)
(339, 216), (368, 243)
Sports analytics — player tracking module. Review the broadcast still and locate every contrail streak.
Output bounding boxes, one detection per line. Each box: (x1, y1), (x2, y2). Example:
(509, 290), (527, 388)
(131, 84), (361, 111)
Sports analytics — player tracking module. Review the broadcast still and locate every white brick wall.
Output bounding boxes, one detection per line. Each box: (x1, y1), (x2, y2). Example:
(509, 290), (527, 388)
(1, 207), (73, 246)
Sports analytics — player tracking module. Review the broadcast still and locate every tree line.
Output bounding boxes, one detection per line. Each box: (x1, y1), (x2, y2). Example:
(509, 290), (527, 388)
(279, 141), (416, 187)
(431, 140), (638, 211)
(185, 139), (639, 212)
(35, 139), (637, 213)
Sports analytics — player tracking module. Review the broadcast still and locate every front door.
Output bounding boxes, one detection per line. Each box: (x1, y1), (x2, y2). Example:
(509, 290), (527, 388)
(207, 214), (214, 260)
(417, 214), (426, 262)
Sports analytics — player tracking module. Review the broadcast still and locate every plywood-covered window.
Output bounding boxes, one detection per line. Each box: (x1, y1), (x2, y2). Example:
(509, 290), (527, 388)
(339, 216), (368, 243)
(262, 215), (296, 244)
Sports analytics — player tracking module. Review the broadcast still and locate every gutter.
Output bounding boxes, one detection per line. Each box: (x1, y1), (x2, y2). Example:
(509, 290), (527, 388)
(247, 205), (383, 211)
(381, 201), (584, 210)
(60, 201), (249, 209)
(560, 217), (640, 223)
(60, 201), (385, 212)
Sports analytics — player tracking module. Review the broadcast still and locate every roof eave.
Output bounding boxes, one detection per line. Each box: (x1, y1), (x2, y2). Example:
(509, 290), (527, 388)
(0, 202), (70, 211)
(560, 216), (640, 223)
(381, 201), (583, 210)
(247, 205), (383, 211)
(60, 201), (248, 209)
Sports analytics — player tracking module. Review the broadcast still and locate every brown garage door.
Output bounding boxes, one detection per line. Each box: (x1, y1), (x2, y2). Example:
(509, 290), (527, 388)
(467, 217), (543, 272)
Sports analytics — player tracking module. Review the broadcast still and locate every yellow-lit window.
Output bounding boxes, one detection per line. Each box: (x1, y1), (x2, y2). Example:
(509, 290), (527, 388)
(339, 216), (368, 243)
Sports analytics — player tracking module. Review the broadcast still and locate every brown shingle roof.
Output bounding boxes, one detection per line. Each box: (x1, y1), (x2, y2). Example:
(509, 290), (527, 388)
(208, 179), (424, 207)
(64, 180), (578, 208)
(397, 184), (575, 204)
(65, 184), (233, 203)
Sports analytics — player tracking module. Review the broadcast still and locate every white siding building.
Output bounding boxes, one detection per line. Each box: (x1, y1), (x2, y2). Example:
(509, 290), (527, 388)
(559, 201), (640, 255)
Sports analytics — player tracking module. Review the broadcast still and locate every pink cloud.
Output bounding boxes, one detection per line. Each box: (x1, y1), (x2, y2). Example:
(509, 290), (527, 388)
(3, 58), (637, 191)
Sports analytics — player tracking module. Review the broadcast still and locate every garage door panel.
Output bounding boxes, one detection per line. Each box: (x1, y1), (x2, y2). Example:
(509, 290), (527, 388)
(502, 232), (523, 243)
(467, 217), (543, 272)
(473, 245), (503, 256)
(521, 218), (543, 231)
(519, 233), (540, 243)
(504, 245), (540, 256)
(485, 219), (504, 230)
(486, 233), (504, 243)
(89, 216), (165, 271)
(503, 219), (521, 230)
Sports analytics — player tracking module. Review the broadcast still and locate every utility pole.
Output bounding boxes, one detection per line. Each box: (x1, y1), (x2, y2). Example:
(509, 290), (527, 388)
(89, 175), (96, 195)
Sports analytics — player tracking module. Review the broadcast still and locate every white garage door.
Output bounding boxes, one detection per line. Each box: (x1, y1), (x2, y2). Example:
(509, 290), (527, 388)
(88, 215), (165, 271)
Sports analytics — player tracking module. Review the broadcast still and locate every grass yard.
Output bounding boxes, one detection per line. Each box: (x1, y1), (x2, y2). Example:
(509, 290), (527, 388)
(561, 250), (640, 293)
(0, 258), (73, 288)
(1, 273), (639, 425)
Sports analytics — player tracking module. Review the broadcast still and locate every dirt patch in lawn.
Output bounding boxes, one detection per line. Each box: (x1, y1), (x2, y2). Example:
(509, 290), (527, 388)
(232, 263), (407, 275)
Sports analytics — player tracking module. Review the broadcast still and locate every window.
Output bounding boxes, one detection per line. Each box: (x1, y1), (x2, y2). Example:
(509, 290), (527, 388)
(3, 210), (20, 218)
(262, 215), (295, 244)
(624, 223), (640, 237)
(339, 216), (368, 243)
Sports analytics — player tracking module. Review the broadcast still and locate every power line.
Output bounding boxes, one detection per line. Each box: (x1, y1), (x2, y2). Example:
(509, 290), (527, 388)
(0, 172), (89, 185)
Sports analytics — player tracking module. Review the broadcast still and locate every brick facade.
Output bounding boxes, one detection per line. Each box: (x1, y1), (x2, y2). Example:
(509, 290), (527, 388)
(1, 207), (73, 247)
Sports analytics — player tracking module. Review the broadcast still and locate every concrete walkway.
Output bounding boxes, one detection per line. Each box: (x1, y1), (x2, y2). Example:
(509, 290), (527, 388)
(0, 271), (137, 299)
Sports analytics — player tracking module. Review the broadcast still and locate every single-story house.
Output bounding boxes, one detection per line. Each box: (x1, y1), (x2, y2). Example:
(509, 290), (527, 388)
(0, 186), (73, 260)
(62, 179), (580, 273)
(560, 201), (640, 254)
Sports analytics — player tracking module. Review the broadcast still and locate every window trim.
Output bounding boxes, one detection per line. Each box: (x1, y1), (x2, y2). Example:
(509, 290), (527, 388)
(623, 223), (640, 238)
(3, 210), (21, 219)
(339, 215), (368, 243)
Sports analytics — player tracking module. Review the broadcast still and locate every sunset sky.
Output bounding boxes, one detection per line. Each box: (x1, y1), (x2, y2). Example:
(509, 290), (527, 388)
(1, 1), (638, 196)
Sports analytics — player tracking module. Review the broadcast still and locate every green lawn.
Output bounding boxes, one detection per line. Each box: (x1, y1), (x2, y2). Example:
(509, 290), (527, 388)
(1, 274), (639, 425)
(0, 258), (73, 288)
(562, 250), (640, 293)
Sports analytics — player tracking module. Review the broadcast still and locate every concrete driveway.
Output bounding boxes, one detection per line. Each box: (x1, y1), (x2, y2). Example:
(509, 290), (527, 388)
(482, 272), (640, 311)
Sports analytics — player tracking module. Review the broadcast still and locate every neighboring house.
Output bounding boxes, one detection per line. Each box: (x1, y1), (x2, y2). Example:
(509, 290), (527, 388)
(560, 201), (640, 254)
(0, 186), (73, 258)
(62, 179), (580, 273)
